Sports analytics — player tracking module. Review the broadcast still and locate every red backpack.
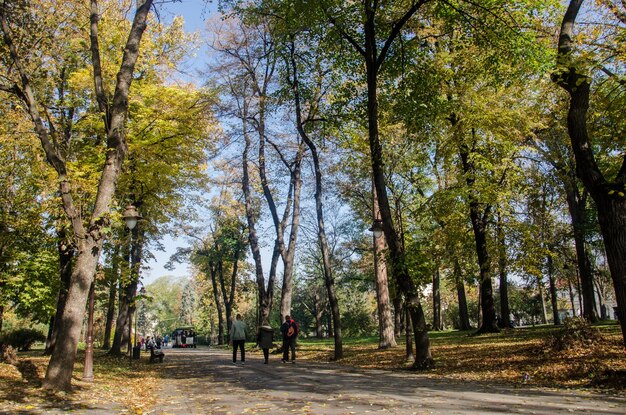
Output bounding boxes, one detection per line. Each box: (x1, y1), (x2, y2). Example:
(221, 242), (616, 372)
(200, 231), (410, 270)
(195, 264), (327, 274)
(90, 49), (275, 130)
(287, 320), (298, 337)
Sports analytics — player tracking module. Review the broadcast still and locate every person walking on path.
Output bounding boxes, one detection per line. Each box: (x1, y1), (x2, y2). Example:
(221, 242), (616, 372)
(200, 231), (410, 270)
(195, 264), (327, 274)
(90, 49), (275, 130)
(257, 325), (274, 364)
(229, 314), (247, 364)
(280, 315), (298, 363)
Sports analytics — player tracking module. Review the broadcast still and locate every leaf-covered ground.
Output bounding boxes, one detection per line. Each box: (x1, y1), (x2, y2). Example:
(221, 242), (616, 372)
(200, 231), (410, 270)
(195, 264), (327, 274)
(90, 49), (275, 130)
(296, 322), (626, 393)
(0, 323), (624, 414)
(0, 350), (161, 414)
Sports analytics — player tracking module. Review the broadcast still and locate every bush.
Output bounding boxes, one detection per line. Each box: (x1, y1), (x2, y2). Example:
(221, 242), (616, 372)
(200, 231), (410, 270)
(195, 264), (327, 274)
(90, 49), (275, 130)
(1, 328), (46, 351)
(544, 317), (602, 351)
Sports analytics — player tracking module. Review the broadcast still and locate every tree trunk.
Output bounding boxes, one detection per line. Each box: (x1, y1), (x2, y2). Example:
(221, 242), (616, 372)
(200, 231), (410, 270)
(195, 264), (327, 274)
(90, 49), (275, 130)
(568, 278), (577, 316)
(109, 226), (141, 354)
(300, 128), (342, 359)
(554, 0), (626, 347)
(432, 268), (442, 331)
(241, 112), (276, 327)
(324, 0), (429, 367)
(279, 146), (304, 322)
(102, 269), (117, 349)
(363, 5), (432, 369)
(327, 313), (333, 338)
(405, 304), (414, 361)
(460, 142), (499, 334)
(595, 197), (626, 344)
(496, 212), (512, 328)
(287, 40), (342, 359)
(372, 188), (396, 348)
(455, 268), (471, 331)
(393, 295), (403, 337)
(209, 263), (225, 345)
(314, 292), (324, 338)
(45, 230), (74, 355)
(547, 254), (561, 325)
(537, 277), (548, 324)
(102, 247), (120, 349)
(109, 279), (130, 355)
(41, 244), (101, 390)
(218, 259), (234, 333)
(564, 174), (597, 322)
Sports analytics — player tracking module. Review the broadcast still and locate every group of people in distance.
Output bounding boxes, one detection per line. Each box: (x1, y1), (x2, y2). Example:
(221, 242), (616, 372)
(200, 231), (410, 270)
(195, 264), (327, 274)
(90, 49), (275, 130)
(229, 314), (299, 365)
(141, 333), (170, 350)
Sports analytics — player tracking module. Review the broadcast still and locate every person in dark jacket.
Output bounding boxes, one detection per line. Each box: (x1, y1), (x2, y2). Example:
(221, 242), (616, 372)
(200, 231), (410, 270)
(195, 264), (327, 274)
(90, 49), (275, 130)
(280, 315), (298, 363)
(257, 325), (274, 364)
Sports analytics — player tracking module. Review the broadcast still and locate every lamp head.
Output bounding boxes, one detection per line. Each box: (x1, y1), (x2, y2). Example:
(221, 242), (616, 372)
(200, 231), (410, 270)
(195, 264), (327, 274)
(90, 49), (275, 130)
(122, 205), (141, 230)
(369, 219), (384, 239)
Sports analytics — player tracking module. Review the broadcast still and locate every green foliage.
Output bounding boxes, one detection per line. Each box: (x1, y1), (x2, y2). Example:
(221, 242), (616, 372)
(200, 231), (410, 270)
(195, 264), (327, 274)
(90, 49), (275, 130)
(142, 276), (185, 337)
(0, 328), (46, 351)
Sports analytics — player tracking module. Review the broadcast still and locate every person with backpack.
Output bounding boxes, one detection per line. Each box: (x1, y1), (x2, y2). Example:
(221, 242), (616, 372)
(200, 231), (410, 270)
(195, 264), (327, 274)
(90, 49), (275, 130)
(280, 315), (298, 364)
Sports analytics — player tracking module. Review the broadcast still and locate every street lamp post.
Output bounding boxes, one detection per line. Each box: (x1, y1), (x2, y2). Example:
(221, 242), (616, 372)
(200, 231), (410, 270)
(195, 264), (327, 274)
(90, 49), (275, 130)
(134, 286), (146, 357)
(123, 205), (141, 361)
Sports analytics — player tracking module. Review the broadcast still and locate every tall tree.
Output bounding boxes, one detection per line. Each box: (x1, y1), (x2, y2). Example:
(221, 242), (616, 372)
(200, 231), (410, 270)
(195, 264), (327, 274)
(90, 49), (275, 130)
(281, 29), (344, 358)
(210, 15), (305, 325)
(532, 109), (598, 322)
(0, 0), (154, 390)
(319, 0), (434, 370)
(553, 0), (626, 346)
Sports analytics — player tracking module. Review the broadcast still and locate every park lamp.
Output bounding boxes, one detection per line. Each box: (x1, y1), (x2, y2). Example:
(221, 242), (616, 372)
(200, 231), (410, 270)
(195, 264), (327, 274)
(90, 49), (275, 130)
(122, 204), (142, 230)
(369, 218), (384, 239)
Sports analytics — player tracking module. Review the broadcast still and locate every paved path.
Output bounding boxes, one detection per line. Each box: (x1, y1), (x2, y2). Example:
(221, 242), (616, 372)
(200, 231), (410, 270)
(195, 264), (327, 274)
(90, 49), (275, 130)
(150, 347), (626, 415)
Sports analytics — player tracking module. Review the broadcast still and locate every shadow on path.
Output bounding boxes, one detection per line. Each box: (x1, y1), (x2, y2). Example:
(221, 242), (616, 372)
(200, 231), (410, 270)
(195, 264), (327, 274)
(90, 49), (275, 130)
(152, 347), (626, 415)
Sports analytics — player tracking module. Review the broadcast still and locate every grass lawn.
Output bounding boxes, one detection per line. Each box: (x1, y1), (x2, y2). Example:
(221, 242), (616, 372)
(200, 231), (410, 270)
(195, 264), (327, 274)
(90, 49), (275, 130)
(296, 321), (626, 392)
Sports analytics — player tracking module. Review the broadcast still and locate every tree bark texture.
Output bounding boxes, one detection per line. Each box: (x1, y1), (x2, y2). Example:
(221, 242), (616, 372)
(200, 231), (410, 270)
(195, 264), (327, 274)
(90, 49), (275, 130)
(496, 212), (512, 328)
(102, 244), (121, 349)
(454, 260), (472, 331)
(372, 191), (397, 348)
(538, 277), (548, 325)
(547, 254), (561, 325)
(314, 292), (324, 338)
(432, 268), (442, 330)
(405, 305), (414, 361)
(209, 262), (225, 344)
(45, 230), (74, 355)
